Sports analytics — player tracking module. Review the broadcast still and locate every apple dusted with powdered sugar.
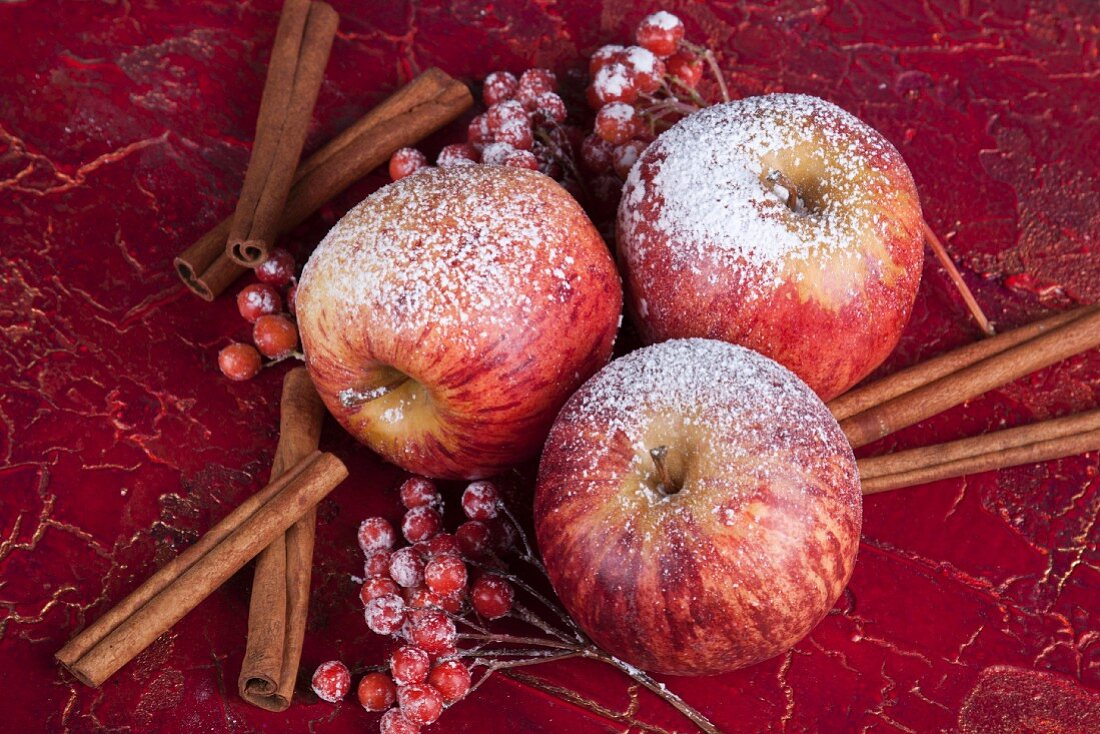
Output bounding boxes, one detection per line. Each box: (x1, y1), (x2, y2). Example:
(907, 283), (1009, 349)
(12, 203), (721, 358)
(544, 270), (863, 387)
(296, 165), (622, 479)
(617, 94), (924, 401)
(534, 339), (861, 676)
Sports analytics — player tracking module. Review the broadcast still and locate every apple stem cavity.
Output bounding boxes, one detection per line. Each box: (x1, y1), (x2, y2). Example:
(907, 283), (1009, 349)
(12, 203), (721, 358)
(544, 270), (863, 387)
(337, 374), (410, 408)
(765, 169), (802, 212)
(649, 445), (681, 496)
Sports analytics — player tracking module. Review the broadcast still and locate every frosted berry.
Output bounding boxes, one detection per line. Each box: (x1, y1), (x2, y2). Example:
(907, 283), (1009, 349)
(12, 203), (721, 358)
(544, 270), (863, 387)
(467, 113), (493, 151)
(595, 102), (641, 145)
(519, 67), (557, 96)
(252, 314), (298, 359)
(255, 247), (295, 286)
(389, 147), (428, 180)
(589, 44), (626, 75)
(398, 683), (444, 726)
(389, 546), (426, 588)
(358, 517), (398, 555)
(360, 576), (400, 605)
(455, 520), (493, 559)
(488, 516), (517, 553)
(461, 481), (500, 520)
(636, 11), (685, 58)
(500, 148), (539, 170)
(404, 585), (444, 611)
(286, 283), (298, 316)
(436, 143), (479, 167)
(436, 589), (465, 615)
(620, 45), (666, 94)
(667, 49), (703, 88)
(218, 343), (262, 381)
(421, 532), (460, 558)
(580, 134), (615, 173)
(590, 63), (638, 107)
(236, 283), (282, 323)
(481, 142), (518, 167)
(428, 660), (471, 704)
(526, 91), (568, 126)
(399, 477), (441, 509)
(487, 101), (532, 139)
(365, 593), (407, 635)
(390, 645), (431, 686)
(358, 672), (397, 712)
(402, 506), (442, 543)
(311, 660), (351, 702)
(380, 708), (420, 734)
(612, 139), (649, 179)
(424, 554), (468, 596)
(470, 574), (513, 619)
(482, 70), (518, 106)
(406, 609), (456, 655)
(364, 550), (393, 578)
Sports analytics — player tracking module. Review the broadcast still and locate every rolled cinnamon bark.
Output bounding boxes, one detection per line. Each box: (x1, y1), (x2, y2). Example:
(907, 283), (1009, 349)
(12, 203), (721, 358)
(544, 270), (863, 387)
(228, 0), (339, 267)
(56, 450), (347, 687)
(238, 368), (325, 711)
(175, 67), (473, 300)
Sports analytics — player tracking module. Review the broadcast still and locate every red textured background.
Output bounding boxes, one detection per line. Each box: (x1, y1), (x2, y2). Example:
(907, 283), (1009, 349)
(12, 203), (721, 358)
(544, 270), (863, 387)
(2, 1), (1099, 732)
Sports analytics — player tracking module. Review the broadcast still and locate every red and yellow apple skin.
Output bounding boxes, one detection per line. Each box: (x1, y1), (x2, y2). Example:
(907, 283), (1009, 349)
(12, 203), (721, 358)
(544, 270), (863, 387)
(297, 165), (622, 479)
(534, 339), (861, 676)
(617, 94), (924, 401)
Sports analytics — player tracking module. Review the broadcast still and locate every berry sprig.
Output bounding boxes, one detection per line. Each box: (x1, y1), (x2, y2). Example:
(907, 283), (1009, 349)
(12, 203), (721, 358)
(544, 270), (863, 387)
(217, 248), (304, 381)
(311, 476), (719, 734)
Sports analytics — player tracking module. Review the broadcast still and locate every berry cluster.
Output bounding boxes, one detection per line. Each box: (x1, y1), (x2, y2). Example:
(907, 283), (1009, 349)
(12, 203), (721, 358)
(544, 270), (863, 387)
(312, 477), (524, 732)
(217, 248), (302, 381)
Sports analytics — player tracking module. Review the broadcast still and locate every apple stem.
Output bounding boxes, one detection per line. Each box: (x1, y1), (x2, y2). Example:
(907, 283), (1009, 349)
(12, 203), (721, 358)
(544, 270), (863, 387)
(922, 220), (995, 336)
(649, 445), (680, 496)
(765, 169), (801, 211)
(337, 375), (409, 408)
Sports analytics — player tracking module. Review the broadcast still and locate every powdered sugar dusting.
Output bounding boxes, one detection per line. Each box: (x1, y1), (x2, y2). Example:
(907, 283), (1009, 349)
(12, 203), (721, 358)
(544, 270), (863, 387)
(618, 94), (899, 302)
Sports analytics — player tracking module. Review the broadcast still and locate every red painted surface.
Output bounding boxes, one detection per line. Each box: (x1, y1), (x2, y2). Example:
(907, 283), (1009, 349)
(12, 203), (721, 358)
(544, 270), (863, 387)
(1, 1), (1097, 732)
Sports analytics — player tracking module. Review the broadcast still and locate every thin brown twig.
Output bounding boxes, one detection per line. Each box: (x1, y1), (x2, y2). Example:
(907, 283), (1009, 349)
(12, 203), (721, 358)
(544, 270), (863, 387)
(923, 220), (995, 336)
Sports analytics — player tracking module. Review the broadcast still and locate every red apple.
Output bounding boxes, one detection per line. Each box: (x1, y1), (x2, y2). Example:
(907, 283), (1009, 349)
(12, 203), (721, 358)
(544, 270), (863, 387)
(617, 94), (924, 401)
(534, 338), (861, 675)
(296, 165), (622, 479)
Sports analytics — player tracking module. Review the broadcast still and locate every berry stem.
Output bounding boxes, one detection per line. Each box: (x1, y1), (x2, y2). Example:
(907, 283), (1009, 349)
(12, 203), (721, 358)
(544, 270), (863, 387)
(682, 41), (731, 103)
(467, 651), (583, 695)
(510, 601), (574, 643)
(458, 632), (578, 652)
(467, 561), (585, 641)
(922, 220), (995, 336)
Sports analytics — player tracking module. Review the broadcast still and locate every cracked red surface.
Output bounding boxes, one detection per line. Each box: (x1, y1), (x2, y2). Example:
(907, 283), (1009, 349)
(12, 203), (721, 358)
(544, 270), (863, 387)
(2, 1), (1098, 732)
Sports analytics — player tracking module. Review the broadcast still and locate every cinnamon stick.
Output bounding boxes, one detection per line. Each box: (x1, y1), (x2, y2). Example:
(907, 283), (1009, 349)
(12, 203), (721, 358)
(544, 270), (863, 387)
(840, 305), (1100, 448)
(239, 368), (325, 711)
(828, 305), (1098, 421)
(228, 0), (339, 267)
(56, 450), (347, 687)
(859, 414), (1100, 494)
(175, 68), (473, 299)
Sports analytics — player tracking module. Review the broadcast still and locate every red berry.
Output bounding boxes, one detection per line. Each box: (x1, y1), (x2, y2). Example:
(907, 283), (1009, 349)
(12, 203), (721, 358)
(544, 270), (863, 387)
(389, 546), (426, 588)
(436, 589), (465, 615)
(360, 576), (400, 605)
(406, 609), (456, 655)
(399, 477), (441, 509)
(252, 313), (298, 358)
(311, 660), (351, 702)
(580, 134), (615, 173)
(589, 44), (626, 75)
(402, 506), (442, 543)
(255, 247), (295, 286)
(526, 91), (568, 126)
(636, 11), (685, 58)
(667, 49), (703, 88)
(380, 708), (420, 734)
(500, 148), (539, 170)
(389, 147), (428, 180)
(424, 554), (468, 596)
(236, 283), (282, 323)
(613, 139), (649, 179)
(488, 516), (517, 553)
(218, 342), (262, 381)
(364, 550), (393, 578)
(620, 45), (666, 94)
(480, 142), (517, 166)
(436, 143), (479, 167)
(455, 520), (493, 559)
(359, 517), (398, 555)
(482, 70), (518, 106)
(461, 481), (500, 520)
(487, 100), (533, 150)
(595, 102), (641, 145)
(518, 67), (557, 97)
(398, 683), (444, 726)
(421, 532), (460, 558)
(428, 660), (471, 704)
(286, 283), (298, 316)
(365, 593), (407, 635)
(404, 585), (444, 610)
(358, 672), (397, 712)
(470, 574), (513, 619)
(590, 62), (638, 107)
(467, 113), (493, 151)
(390, 645), (431, 686)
